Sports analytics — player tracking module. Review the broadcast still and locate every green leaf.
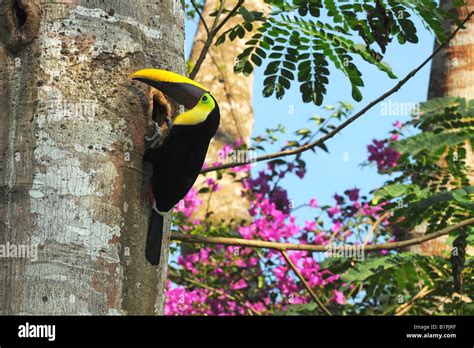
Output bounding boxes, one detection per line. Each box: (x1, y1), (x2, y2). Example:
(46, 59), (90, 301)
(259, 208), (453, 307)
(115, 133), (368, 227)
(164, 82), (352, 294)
(239, 6), (255, 22)
(296, 128), (311, 136)
(226, 0), (455, 107)
(316, 142), (329, 153)
(351, 87), (362, 102)
(215, 33), (226, 46)
(385, 184), (408, 197)
(251, 54), (262, 66)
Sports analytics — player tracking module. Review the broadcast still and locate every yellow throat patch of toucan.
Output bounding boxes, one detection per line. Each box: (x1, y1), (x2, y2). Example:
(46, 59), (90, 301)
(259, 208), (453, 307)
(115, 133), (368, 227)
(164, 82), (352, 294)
(173, 92), (215, 126)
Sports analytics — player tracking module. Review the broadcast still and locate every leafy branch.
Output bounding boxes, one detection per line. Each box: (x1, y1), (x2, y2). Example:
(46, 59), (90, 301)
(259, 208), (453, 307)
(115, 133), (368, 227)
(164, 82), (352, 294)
(200, 9), (474, 174)
(189, 0), (245, 80)
(217, 0), (463, 105)
(190, 0), (209, 35)
(171, 217), (474, 253)
(171, 218), (473, 315)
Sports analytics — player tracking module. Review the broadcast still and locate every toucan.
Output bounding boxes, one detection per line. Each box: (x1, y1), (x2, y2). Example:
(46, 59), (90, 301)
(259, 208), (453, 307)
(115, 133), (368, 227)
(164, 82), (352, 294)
(130, 69), (220, 266)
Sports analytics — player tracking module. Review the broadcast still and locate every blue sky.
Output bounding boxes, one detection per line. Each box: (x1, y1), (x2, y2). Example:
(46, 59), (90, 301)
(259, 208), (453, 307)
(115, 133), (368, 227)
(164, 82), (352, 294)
(185, 13), (434, 224)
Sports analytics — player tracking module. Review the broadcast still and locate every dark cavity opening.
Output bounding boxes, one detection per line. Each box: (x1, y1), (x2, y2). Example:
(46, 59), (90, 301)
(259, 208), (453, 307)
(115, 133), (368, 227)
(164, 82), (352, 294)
(13, 1), (27, 28)
(152, 94), (170, 123)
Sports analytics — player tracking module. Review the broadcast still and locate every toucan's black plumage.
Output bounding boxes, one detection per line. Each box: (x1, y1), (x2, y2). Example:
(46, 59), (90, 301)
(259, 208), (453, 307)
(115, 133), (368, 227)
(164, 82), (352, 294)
(131, 69), (220, 266)
(145, 101), (219, 265)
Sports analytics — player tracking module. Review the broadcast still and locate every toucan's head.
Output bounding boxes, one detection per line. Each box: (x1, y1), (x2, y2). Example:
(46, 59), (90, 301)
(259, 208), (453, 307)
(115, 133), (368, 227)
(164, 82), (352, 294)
(130, 69), (219, 127)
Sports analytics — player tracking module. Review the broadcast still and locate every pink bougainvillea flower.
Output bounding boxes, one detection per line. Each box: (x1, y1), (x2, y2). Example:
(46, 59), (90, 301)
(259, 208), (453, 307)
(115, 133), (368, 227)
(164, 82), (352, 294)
(334, 194), (344, 205)
(295, 168), (306, 179)
(205, 178), (220, 192)
(304, 220), (317, 231)
(174, 187), (202, 218)
(330, 290), (346, 305)
(328, 205), (341, 217)
(368, 139), (401, 171)
(331, 221), (343, 234)
(230, 279), (248, 290)
(231, 164), (252, 173)
(345, 188), (360, 202)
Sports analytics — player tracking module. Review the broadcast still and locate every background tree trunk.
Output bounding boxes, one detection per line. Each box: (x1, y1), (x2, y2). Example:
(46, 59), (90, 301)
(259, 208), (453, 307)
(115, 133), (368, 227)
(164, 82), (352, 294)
(406, 0), (474, 255)
(0, 0), (185, 315)
(429, 0), (474, 100)
(189, 0), (269, 225)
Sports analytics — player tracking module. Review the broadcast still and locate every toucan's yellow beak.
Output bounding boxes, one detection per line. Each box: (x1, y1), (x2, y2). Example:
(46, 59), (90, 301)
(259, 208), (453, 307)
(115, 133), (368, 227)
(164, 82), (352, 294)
(130, 69), (208, 109)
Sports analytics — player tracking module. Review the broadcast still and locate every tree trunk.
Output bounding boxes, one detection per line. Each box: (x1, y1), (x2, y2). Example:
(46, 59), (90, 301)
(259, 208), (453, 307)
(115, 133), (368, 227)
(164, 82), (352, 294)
(428, 1), (474, 99)
(189, 0), (269, 225)
(0, 0), (185, 315)
(406, 0), (474, 255)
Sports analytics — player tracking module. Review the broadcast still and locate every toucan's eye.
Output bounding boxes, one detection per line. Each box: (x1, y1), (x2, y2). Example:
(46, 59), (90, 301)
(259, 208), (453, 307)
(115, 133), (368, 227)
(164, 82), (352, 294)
(202, 95), (209, 103)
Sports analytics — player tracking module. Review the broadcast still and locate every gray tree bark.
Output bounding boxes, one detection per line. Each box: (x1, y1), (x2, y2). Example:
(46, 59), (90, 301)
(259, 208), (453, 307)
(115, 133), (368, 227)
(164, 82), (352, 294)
(0, 0), (184, 315)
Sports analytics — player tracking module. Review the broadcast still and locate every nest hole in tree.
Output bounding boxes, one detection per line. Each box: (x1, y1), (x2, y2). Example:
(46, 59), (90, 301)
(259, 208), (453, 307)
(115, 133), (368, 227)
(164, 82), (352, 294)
(146, 89), (173, 146)
(13, 0), (27, 28)
(151, 89), (172, 124)
(0, 0), (41, 54)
